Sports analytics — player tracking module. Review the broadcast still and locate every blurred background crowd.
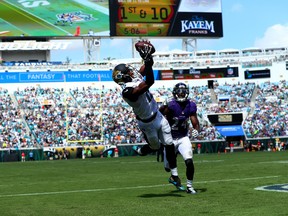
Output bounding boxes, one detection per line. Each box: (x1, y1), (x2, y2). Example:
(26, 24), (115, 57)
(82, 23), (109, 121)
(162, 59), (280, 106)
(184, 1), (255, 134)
(1, 79), (287, 149)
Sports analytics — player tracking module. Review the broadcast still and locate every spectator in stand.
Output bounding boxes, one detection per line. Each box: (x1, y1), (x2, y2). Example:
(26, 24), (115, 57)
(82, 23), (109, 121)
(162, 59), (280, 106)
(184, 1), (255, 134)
(21, 152), (25, 162)
(29, 150), (34, 161)
(197, 143), (201, 154)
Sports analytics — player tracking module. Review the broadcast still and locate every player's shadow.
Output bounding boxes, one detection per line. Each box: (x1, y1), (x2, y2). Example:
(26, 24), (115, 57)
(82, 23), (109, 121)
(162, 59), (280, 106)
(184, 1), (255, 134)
(195, 188), (207, 193)
(138, 191), (185, 198)
(138, 188), (207, 198)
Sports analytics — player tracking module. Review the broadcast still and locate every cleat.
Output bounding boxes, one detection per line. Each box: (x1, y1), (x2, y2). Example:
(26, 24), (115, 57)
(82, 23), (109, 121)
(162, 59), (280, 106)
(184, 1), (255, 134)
(186, 186), (197, 194)
(168, 175), (185, 191)
(132, 145), (141, 155)
(164, 167), (171, 172)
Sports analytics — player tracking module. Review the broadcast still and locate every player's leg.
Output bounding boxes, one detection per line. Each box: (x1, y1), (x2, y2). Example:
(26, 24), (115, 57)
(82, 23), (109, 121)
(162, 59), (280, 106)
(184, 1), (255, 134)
(163, 140), (179, 172)
(165, 143), (184, 191)
(159, 143), (164, 162)
(132, 140), (155, 156)
(133, 121), (160, 156)
(163, 146), (170, 172)
(156, 143), (164, 162)
(159, 117), (184, 190)
(178, 136), (197, 194)
(158, 116), (176, 168)
(184, 159), (196, 194)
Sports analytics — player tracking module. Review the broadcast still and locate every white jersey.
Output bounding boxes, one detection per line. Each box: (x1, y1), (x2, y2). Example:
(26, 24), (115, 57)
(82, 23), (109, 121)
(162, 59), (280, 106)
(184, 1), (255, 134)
(122, 81), (158, 121)
(121, 80), (173, 150)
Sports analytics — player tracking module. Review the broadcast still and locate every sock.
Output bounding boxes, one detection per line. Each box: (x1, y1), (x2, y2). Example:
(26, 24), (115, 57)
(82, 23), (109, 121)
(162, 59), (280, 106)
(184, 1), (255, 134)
(187, 180), (192, 188)
(170, 168), (178, 176)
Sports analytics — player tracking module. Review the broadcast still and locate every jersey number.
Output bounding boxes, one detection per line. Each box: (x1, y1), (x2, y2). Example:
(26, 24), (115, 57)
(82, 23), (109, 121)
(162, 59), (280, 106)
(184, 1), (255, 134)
(171, 117), (188, 130)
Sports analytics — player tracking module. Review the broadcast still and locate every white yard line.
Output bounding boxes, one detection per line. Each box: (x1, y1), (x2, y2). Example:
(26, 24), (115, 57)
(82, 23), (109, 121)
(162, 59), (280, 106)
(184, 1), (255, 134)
(0, 175), (279, 198)
(257, 160), (288, 164)
(92, 159), (225, 164)
(3, 0), (70, 35)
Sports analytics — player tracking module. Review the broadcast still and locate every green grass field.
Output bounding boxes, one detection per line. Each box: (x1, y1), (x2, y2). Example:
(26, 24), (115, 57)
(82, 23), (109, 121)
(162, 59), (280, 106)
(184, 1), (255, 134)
(0, 151), (287, 216)
(0, 0), (109, 37)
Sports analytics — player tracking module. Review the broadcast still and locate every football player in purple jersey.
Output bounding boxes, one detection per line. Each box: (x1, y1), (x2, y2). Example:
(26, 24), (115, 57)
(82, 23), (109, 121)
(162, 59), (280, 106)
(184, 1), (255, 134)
(159, 82), (200, 194)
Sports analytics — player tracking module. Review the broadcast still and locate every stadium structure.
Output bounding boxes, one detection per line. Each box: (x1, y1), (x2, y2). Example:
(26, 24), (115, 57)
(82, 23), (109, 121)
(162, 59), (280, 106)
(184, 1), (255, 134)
(0, 38), (287, 162)
(1, 2), (288, 215)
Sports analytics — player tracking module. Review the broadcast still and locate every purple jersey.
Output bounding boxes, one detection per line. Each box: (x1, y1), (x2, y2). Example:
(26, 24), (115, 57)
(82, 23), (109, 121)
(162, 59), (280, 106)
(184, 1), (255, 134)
(167, 99), (197, 139)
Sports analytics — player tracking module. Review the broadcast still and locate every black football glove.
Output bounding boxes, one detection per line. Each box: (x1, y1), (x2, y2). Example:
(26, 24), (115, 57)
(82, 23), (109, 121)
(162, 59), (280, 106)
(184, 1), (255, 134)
(144, 55), (154, 67)
(135, 40), (155, 61)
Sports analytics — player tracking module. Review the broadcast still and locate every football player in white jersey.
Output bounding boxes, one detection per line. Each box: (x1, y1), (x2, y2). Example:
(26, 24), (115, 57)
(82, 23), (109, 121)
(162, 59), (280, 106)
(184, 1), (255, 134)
(112, 40), (184, 190)
(159, 82), (200, 194)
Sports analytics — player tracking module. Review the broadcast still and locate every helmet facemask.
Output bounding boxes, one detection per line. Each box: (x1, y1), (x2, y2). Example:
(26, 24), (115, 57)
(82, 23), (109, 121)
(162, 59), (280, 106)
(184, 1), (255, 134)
(173, 83), (189, 102)
(128, 65), (143, 83)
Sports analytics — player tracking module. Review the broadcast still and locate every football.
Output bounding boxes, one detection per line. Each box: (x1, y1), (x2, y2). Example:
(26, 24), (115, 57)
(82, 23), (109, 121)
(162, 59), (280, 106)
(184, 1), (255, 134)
(135, 40), (156, 59)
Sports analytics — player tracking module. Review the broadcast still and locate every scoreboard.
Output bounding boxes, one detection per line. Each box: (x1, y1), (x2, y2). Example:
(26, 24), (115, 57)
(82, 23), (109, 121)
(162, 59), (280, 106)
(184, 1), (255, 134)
(109, 0), (223, 37)
(0, 0), (223, 38)
(109, 0), (177, 36)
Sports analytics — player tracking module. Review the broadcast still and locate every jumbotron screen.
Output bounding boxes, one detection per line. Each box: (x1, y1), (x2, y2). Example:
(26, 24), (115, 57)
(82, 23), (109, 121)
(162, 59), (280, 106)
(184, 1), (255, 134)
(109, 0), (223, 37)
(0, 0), (110, 38)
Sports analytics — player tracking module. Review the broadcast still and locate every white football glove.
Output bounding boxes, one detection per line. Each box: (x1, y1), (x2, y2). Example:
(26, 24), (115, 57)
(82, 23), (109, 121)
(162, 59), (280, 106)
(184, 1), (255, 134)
(191, 129), (199, 138)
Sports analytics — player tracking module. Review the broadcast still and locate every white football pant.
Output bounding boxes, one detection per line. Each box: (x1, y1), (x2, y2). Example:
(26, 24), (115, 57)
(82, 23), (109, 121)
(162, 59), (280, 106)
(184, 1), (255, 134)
(164, 136), (193, 169)
(137, 111), (174, 150)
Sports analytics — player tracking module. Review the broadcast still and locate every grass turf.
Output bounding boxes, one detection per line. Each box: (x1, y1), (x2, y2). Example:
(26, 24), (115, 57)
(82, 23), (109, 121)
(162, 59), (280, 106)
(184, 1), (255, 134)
(0, 151), (287, 216)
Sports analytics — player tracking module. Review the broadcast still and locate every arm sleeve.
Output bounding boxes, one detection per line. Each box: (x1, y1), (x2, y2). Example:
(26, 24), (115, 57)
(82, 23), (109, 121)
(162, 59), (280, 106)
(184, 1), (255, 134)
(144, 58), (154, 86)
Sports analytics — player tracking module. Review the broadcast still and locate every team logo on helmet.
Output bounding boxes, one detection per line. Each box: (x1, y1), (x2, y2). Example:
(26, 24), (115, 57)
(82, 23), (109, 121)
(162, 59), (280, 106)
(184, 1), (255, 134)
(112, 64), (143, 86)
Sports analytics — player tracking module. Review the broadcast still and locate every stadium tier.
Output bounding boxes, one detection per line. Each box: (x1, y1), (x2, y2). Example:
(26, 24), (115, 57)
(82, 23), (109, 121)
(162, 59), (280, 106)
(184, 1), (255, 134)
(0, 45), (288, 158)
(1, 46), (288, 87)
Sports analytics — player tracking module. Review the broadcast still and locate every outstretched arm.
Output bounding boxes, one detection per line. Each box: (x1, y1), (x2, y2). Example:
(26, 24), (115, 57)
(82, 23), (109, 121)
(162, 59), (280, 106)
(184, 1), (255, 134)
(130, 40), (155, 96)
(127, 56), (154, 98)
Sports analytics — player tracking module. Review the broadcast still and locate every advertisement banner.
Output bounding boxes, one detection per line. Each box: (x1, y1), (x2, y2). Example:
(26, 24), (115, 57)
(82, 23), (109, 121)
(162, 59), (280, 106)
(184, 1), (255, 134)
(0, 71), (113, 83)
(244, 69), (271, 79)
(160, 70), (174, 80)
(160, 66), (239, 80)
(19, 72), (65, 82)
(215, 125), (245, 137)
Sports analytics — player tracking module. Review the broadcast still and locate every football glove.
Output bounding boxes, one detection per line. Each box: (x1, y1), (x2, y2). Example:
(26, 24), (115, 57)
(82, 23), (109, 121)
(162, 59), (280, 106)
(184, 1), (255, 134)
(191, 129), (199, 138)
(135, 40), (155, 61)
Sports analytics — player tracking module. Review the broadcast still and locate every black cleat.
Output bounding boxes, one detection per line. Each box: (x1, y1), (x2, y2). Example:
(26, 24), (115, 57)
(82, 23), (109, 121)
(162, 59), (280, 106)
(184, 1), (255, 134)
(168, 175), (185, 191)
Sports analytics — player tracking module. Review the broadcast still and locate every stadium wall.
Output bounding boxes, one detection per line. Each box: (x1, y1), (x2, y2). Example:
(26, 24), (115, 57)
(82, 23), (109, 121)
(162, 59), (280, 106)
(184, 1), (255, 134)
(0, 61), (286, 91)
(1, 50), (49, 62)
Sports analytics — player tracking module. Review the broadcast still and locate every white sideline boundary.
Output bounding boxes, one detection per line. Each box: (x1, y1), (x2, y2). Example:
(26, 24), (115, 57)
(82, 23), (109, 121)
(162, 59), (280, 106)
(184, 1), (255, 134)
(0, 175), (279, 198)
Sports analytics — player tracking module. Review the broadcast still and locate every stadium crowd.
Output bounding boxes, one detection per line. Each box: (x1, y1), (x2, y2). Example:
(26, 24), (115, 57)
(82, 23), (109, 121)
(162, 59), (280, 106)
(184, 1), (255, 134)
(0, 80), (288, 149)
